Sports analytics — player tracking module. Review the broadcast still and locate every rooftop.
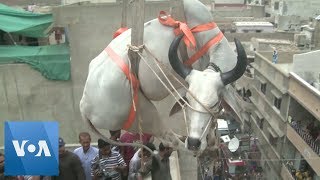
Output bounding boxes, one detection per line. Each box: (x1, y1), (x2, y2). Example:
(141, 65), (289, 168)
(234, 21), (274, 27)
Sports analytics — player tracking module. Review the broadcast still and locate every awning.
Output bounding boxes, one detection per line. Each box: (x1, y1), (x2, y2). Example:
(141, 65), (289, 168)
(0, 43), (70, 80)
(0, 3), (53, 37)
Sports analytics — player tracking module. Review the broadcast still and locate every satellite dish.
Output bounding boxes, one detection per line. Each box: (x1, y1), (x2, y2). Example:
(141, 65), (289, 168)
(228, 137), (240, 152)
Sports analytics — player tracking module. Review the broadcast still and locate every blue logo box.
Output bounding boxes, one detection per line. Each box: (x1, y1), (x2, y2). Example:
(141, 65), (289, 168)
(4, 121), (59, 176)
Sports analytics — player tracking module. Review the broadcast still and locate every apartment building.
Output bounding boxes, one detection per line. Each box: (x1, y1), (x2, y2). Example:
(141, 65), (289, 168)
(232, 39), (320, 179)
(281, 50), (320, 180)
(248, 50), (292, 179)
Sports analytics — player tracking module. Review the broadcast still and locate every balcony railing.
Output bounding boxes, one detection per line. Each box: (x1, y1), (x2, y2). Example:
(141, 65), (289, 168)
(290, 122), (320, 155)
(281, 163), (295, 180)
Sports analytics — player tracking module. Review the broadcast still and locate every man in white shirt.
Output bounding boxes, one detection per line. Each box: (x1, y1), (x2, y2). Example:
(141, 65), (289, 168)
(74, 132), (99, 180)
(128, 143), (156, 180)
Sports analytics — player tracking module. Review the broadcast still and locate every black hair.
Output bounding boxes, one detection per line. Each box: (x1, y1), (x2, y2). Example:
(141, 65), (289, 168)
(159, 143), (165, 151)
(97, 139), (110, 149)
(109, 130), (121, 136)
(143, 142), (156, 152)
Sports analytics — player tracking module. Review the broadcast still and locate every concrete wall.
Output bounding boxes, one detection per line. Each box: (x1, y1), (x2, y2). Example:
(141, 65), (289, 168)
(224, 32), (294, 42)
(292, 50), (320, 84)
(0, 64), (83, 146)
(267, 0), (320, 20)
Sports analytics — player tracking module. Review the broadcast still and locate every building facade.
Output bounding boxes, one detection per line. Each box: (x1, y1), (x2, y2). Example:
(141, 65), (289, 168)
(233, 45), (320, 179)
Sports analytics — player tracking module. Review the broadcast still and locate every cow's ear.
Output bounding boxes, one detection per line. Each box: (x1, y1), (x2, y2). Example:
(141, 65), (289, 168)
(169, 97), (188, 116)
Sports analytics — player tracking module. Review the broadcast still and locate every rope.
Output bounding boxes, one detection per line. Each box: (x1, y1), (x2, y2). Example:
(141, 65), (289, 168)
(127, 44), (147, 168)
(128, 44), (144, 52)
(137, 47), (221, 141)
(143, 46), (220, 116)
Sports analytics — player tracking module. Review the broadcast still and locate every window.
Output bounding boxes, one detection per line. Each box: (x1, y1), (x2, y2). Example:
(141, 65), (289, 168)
(269, 135), (278, 146)
(268, 128), (278, 146)
(274, 97), (282, 110)
(259, 118), (264, 129)
(256, 30), (262, 33)
(274, 2), (279, 10)
(243, 29), (249, 33)
(260, 83), (267, 94)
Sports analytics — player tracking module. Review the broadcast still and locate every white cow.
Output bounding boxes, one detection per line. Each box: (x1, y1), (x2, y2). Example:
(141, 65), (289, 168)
(80, 0), (247, 154)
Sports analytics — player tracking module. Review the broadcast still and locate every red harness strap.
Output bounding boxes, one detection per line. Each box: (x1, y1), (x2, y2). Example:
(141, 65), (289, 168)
(113, 27), (129, 39)
(158, 11), (224, 66)
(105, 46), (139, 130)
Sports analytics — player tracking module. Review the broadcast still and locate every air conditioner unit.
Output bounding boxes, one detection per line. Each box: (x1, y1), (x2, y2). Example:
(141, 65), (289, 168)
(294, 34), (307, 47)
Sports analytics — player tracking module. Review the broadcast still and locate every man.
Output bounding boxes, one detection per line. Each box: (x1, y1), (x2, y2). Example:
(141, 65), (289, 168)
(120, 132), (153, 166)
(0, 153), (4, 180)
(128, 143), (156, 180)
(74, 132), (99, 180)
(91, 139), (126, 180)
(52, 137), (85, 180)
(109, 130), (121, 153)
(151, 143), (173, 180)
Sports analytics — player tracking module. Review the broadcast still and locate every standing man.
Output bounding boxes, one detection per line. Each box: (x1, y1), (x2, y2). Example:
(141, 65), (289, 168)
(74, 132), (99, 180)
(91, 139), (127, 180)
(52, 137), (85, 180)
(109, 130), (121, 153)
(128, 143), (156, 180)
(152, 143), (173, 180)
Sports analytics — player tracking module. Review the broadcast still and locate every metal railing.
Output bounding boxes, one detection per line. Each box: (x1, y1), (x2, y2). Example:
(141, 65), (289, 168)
(290, 122), (320, 155)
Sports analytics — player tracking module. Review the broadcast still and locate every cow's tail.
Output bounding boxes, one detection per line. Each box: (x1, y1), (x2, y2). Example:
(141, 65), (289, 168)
(84, 116), (154, 154)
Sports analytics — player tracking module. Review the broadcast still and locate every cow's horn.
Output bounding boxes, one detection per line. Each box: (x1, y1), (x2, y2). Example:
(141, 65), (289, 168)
(169, 35), (192, 79)
(221, 38), (247, 85)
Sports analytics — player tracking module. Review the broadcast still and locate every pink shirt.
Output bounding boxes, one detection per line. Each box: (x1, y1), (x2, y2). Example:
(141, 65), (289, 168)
(120, 132), (152, 165)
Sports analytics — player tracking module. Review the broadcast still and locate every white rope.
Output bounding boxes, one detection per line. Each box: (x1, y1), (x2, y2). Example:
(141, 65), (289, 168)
(128, 44), (144, 52)
(135, 51), (184, 108)
(143, 46), (219, 116)
(135, 50), (191, 136)
(140, 46), (221, 141)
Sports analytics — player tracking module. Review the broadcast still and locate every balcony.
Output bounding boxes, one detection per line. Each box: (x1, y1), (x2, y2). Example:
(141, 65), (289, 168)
(287, 124), (320, 176)
(280, 163), (295, 180)
(288, 72), (320, 120)
(289, 122), (320, 155)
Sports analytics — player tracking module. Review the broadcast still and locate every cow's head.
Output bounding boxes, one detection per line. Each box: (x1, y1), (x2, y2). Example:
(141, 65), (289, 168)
(168, 35), (247, 151)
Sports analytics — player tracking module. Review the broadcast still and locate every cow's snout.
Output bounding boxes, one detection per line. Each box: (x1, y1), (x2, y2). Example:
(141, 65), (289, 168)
(187, 137), (201, 150)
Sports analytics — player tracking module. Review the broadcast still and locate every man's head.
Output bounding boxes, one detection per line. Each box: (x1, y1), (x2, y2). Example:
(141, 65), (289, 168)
(142, 142), (156, 158)
(109, 130), (121, 141)
(98, 139), (111, 156)
(79, 132), (92, 152)
(159, 143), (173, 158)
(59, 137), (66, 156)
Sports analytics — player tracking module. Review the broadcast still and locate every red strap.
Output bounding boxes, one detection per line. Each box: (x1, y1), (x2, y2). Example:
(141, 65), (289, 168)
(105, 46), (139, 130)
(158, 11), (196, 49)
(184, 31), (224, 66)
(158, 11), (223, 65)
(113, 27), (129, 39)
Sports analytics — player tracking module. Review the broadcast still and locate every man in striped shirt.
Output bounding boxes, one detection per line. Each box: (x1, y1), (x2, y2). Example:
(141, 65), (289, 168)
(91, 139), (127, 180)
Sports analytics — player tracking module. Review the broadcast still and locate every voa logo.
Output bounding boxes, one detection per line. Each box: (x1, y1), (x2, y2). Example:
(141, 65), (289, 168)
(12, 140), (51, 157)
(5, 121), (59, 176)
